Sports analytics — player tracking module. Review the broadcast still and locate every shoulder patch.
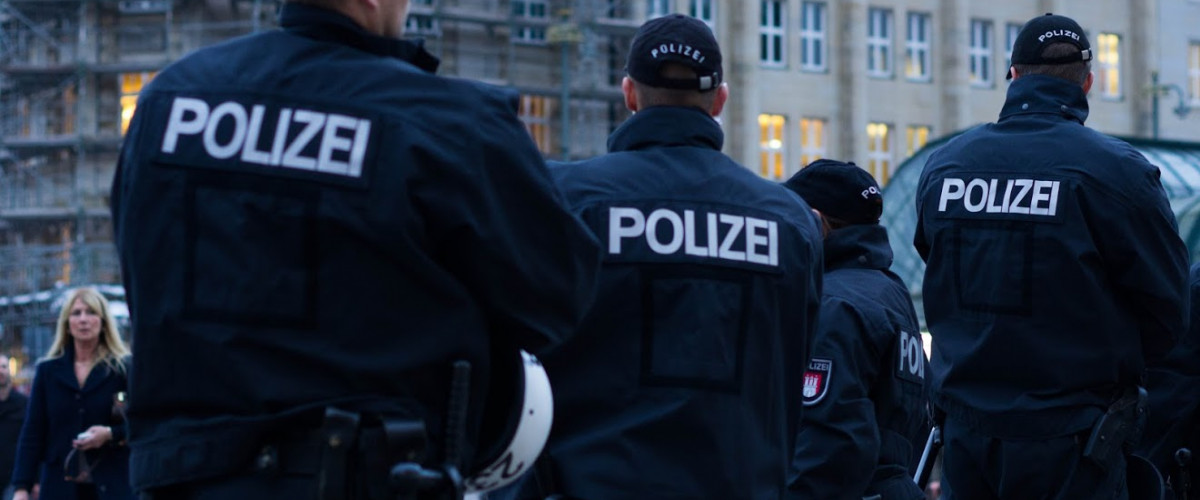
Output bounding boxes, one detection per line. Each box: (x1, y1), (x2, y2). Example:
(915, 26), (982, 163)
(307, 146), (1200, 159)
(802, 358), (833, 406)
(895, 330), (926, 384)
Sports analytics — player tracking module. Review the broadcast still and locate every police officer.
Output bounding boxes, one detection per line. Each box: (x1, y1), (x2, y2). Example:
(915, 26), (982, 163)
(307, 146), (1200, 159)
(1140, 261), (1200, 498)
(110, 0), (602, 498)
(503, 14), (823, 499)
(914, 13), (1188, 499)
(784, 160), (930, 500)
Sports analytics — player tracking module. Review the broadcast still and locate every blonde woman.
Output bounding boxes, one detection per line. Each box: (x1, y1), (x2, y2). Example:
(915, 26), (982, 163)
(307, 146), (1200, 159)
(12, 287), (133, 500)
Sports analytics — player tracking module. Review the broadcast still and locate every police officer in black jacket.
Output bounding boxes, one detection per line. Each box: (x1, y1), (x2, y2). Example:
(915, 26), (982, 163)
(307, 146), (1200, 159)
(110, 0), (602, 498)
(503, 14), (824, 499)
(785, 160), (930, 500)
(914, 13), (1189, 500)
(1140, 262), (1200, 498)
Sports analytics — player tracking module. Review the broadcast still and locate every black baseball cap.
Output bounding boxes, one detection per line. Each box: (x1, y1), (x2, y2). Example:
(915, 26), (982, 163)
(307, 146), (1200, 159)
(783, 159), (883, 226)
(625, 14), (722, 91)
(1006, 13), (1092, 80)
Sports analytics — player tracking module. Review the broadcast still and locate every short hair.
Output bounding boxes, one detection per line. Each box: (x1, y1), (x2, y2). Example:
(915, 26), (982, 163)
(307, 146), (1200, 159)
(1012, 42), (1091, 85)
(631, 63), (719, 110)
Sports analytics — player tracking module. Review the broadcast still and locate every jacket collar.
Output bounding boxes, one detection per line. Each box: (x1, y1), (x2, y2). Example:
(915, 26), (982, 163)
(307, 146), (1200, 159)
(46, 346), (116, 392)
(823, 224), (894, 272)
(279, 2), (440, 74)
(998, 74), (1089, 125)
(608, 106), (724, 153)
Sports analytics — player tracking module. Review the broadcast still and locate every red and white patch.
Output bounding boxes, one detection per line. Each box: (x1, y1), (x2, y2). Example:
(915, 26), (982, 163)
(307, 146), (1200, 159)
(802, 358), (833, 406)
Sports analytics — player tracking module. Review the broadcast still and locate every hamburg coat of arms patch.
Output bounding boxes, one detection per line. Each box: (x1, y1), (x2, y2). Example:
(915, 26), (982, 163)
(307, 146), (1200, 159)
(802, 358), (832, 406)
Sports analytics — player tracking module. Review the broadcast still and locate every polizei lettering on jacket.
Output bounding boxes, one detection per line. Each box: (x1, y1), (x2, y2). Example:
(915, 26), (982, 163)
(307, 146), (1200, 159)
(608, 206), (779, 268)
(937, 177), (1061, 216)
(160, 96), (372, 178)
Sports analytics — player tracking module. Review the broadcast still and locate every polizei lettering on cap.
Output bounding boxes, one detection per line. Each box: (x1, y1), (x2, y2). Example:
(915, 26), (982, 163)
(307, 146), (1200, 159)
(650, 43), (706, 63)
(161, 97), (371, 178)
(937, 177), (1061, 216)
(1038, 29), (1080, 43)
(608, 207), (779, 267)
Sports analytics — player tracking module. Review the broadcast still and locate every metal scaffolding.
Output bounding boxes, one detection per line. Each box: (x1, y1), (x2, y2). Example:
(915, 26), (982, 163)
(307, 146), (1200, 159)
(0, 0), (647, 361)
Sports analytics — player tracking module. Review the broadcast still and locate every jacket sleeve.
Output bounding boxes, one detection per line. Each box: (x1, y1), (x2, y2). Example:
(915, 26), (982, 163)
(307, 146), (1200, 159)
(1096, 156), (1189, 362)
(11, 363), (49, 491)
(418, 85), (602, 356)
(788, 298), (880, 500)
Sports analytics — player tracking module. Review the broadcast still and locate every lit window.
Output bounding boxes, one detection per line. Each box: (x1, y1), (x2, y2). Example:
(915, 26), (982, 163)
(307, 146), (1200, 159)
(905, 12), (931, 81)
(1004, 23), (1021, 70)
(689, 0), (716, 31)
(905, 125), (930, 158)
(1188, 42), (1200, 104)
(759, 114), (786, 180)
(760, 1), (785, 67)
(867, 8), (893, 78)
(799, 117), (826, 167)
(519, 95), (554, 155)
(800, 2), (826, 72)
(120, 72), (156, 134)
(1096, 33), (1121, 98)
(969, 20), (993, 87)
(512, 0), (548, 43)
(866, 122), (892, 185)
(648, 0), (672, 19)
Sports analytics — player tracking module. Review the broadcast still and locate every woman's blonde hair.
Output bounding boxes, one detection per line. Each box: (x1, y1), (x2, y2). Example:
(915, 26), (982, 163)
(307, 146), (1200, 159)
(46, 287), (130, 372)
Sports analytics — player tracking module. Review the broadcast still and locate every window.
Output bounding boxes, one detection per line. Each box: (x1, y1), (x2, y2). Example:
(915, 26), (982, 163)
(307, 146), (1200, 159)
(866, 122), (892, 185)
(759, 114), (786, 180)
(1096, 33), (1121, 98)
(905, 12), (931, 81)
(867, 8), (893, 78)
(120, 72), (156, 134)
(512, 0), (548, 43)
(905, 125), (930, 158)
(689, 0), (716, 31)
(799, 118), (826, 167)
(406, 15), (439, 36)
(760, 1), (785, 67)
(519, 95), (554, 154)
(800, 2), (827, 72)
(647, 0), (672, 19)
(1004, 23), (1021, 69)
(969, 20), (993, 87)
(1190, 42), (1200, 104)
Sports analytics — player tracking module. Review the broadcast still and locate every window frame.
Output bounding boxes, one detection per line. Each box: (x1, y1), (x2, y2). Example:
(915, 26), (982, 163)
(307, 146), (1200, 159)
(968, 19), (994, 88)
(760, 0), (787, 68)
(866, 122), (893, 185)
(512, 0), (549, 44)
(798, 117), (827, 167)
(800, 2), (827, 73)
(905, 12), (931, 82)
(759, 113), (787, 180)
(1095, 33), (1122, 99)
(867, 8), (893, 79)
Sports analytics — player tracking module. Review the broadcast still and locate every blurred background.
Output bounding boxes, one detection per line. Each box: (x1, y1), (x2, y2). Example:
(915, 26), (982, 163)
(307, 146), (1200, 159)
(1, 0), (1198, 390)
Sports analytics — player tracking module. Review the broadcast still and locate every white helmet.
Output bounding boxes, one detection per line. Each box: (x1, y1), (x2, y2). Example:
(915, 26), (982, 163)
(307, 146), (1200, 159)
(464, 350), (554, 493)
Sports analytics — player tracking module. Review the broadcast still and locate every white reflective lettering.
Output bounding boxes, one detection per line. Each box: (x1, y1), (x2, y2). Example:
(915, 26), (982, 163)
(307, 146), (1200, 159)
(745, 217), (771, 265)
(240, 105), (271, 164)
(161, 97), (209, 154)
(608, 207), (645, 254)
(203, 102), (248, 159)
(938, 178), (965, 211)
(718, 214), (746, 262)
(646, 209), (684, 254)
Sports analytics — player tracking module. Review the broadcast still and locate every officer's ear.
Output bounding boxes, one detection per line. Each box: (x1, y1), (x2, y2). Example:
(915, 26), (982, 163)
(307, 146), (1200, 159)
(1083, 71), (1094, 94)
(622, 76), (638, 112)
(709, 83), (728, 119)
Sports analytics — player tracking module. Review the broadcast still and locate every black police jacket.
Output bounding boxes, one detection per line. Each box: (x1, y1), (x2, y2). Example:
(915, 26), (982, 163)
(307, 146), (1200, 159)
(110, 3), (601, 490)
(1139, 262), (1200, 479)
(789, 224), (930, 500)
(914, 74), (1188, 436)
(521, 106), (824, 499)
